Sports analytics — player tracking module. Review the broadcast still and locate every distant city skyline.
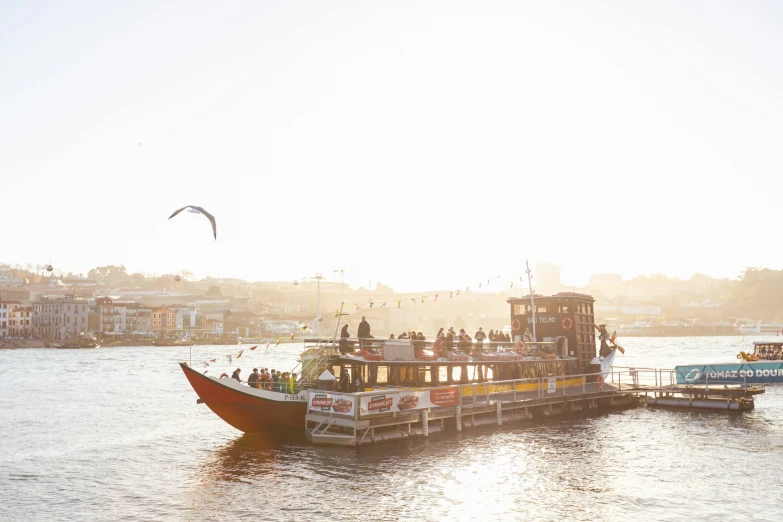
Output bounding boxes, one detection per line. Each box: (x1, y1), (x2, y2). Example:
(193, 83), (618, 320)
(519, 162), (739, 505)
(3, 2), (782, 293)
(0, 257), (768, 294)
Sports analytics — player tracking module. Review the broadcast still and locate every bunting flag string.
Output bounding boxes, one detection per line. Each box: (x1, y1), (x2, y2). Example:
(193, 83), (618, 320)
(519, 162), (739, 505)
(335, 272), (528, 315)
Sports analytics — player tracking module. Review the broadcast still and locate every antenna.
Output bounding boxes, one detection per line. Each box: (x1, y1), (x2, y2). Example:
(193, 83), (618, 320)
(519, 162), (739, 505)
(313, 273), (325, 336)
(526, 260), (536, 341)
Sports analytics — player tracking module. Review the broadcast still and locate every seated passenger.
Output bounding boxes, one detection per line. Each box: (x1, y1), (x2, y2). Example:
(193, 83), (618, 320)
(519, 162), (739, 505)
(231, 368), (242, 382)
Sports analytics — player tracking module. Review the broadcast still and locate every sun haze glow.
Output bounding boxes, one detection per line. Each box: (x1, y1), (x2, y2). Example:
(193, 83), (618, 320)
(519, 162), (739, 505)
(2, 1), (781, 291)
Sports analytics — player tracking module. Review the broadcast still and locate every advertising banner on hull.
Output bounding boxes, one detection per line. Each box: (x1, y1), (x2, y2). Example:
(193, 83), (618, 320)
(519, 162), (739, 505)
(358, 387), (460, 417)
(675, 363), (783, 385)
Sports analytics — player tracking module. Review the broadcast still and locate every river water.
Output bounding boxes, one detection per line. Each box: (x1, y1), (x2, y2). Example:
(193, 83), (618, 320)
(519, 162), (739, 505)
(1, 337), (781, 521)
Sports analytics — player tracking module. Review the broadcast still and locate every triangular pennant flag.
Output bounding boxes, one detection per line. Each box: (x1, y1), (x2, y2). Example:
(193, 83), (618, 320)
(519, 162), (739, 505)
(334, 309), (340, 318)
(478, 282), (482, 288)
(421, 296), (425, 304)
(226, 354), (233, 363)
(210, 358), (217, 363)
(355, 304), (360, 311)
(201, 361), (209, 368)
(249, 346), (257, 350)
(301, 325), (308, 332)
(397, 300), (401, 308)
(265, 342), (270, 351)
(291, 333), (295, 340)
(381, 302), (386, 308)
(275, 337), (281, 346)
(435, 294), (439, 301)
(369, 302), (374, 308)
(466, 286), (469, 292)
(236, 349), (245, 359)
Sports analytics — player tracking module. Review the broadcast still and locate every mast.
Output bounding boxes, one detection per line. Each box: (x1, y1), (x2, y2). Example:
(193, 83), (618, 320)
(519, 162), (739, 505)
(313, 273), (324, 336)
(526, 260), (536, 342)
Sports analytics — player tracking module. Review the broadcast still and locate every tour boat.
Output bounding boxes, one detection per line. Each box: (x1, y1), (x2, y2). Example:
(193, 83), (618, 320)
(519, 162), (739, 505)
(181, 291), (622, 434)
(51, 340), (100, 349)
(737, 321), (783, 336)
(675, 341), (783, 385)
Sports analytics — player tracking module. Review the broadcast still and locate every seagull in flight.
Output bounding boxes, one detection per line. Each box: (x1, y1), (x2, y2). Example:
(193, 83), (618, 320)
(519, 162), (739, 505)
(168, 205), (217, 239)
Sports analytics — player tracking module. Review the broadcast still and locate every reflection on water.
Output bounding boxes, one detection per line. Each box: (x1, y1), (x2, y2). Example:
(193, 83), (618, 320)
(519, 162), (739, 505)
(2, 339), (783, 521)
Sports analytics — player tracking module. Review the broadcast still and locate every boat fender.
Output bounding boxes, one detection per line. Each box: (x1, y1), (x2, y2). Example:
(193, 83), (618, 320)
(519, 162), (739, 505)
(512, 319), (521, 333)
(562, 317), (574, 331)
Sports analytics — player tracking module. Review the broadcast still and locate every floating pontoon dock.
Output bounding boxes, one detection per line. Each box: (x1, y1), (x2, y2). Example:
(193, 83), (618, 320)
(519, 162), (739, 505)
(305, 367), (765, 446)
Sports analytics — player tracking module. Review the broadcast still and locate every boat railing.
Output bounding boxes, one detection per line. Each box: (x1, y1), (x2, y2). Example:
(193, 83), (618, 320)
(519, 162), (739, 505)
(308, 337), (563, 358)
(306, 370), (619, 418)
(607, 367), (763, 392)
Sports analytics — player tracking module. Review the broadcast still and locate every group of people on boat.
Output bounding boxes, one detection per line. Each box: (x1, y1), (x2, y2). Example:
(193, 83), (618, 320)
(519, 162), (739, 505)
(756, 346), (782, 360)
(221, 367), (298, 394)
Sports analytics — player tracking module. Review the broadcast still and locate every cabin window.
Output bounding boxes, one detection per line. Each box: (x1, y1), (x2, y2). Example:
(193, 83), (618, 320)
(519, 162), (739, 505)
(536, 304), (548, 314)
(514, 304), (531, 315)
(558, 304), (570, 314)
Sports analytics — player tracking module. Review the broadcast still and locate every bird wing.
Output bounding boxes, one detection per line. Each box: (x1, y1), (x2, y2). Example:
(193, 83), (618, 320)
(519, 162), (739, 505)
(193, 206), (217, 239)
(168, 206), (192, 219)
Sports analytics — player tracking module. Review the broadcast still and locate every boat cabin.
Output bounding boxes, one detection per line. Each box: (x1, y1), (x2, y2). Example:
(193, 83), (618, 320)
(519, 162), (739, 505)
(507, 292), (597, 370)
(753, 342), (783, 360)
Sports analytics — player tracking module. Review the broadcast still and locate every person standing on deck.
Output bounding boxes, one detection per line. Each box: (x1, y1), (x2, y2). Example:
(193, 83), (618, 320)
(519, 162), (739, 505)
(340, 324), (351, 354)
(475, 327), (486, 352)
(270, 368), (278, 391)
(445, 328), (454, 351)
(358, 316), (371, 348)
(248, 368), (260, 388)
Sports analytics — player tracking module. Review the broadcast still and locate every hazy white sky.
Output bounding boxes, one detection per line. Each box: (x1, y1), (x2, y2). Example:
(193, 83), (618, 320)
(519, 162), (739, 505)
(2, 1), (782, 292)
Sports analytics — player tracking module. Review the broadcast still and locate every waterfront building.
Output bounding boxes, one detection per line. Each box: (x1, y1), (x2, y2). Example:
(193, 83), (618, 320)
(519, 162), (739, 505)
(9, 306), (32, 337)
(31, 298), (89, 339)
(152, 306), (177, 336)
(0, 300), (17, 337)
(0, 286), (30, 302)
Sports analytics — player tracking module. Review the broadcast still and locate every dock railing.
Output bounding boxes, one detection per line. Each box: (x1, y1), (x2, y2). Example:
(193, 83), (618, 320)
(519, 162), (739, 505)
(607, 367), (761, 392)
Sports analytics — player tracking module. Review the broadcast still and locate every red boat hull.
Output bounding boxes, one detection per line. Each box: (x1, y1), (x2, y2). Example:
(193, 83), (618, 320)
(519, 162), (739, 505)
(180, 363), (306, 433)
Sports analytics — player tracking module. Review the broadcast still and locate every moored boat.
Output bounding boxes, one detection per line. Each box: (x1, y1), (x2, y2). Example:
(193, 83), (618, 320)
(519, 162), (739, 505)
(51, 340), (100, 349)
(181, 291), (624, 434)
(675, 341), (783, 385)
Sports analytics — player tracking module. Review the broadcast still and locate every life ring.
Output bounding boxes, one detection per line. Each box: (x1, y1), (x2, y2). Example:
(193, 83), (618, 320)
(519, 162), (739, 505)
(515, 340), (525, 353)
(596, 375), (603, 390)
(512, 319), (522, 332)
(562, 317), (574, 331)
(433, 338), (444, 355)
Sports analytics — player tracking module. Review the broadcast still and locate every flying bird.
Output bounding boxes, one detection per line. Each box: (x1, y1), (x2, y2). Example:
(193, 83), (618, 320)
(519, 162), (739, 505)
(168, 205), (217, 239)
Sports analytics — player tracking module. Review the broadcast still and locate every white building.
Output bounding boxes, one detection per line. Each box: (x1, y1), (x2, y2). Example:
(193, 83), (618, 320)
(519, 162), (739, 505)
(0, 267), (24, 287)
(9, 306), (32, 337)
(32, 299), (89, 339)
(0, 300), (14, 338)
